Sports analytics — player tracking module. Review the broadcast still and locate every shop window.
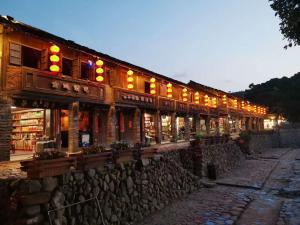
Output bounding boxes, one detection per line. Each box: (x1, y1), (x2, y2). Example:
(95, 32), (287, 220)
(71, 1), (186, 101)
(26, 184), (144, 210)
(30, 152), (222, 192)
(22, 46), (41, 69)
(144, 81), (151, 94)
(62, 58), (72, 76)
(9, 43), (21, 65)
(81, 62), (91, 80)
(79, 111), (92, 147)
(160, 84), (167, 97)
(161, 115), (172, 142)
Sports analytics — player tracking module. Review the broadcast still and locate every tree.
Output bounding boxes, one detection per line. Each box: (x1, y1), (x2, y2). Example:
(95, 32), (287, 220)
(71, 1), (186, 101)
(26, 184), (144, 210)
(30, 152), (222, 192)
(244, 72), (300, 122)
(269, 0), (300, 48)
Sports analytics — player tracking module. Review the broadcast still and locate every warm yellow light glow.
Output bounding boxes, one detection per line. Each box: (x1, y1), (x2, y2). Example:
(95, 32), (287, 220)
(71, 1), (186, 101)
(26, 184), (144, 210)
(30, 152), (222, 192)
(150, 77), (156, 83)
(150, 90), (156, 94)
(204, 95), (209, 106)
(50, 45), (60, 53)
(194, 92), (200, 103)
(182, 93), (188, 97)
(127, 70), (133, 76)
(50, 64), (60, 72)
(127, 77), (134, 82)
(96, 67), (104, 74)
(167, 93), (172, 98)
(96, 59), (104, 66)
(127, 84), (134, 89)
(150, 83), (156, 88)
(167, 88), (172, 93)
(222, 95), (227, 105)
(50, 55), (59, 62)
(183, 98), (188, 102)
(167, 83), (172, 88)
(183, 88), (187, 92)
(96, 75), (104, 82)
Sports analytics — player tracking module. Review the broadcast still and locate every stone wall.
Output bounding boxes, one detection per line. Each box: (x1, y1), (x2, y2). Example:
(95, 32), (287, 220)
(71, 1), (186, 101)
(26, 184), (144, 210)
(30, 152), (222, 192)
(7, 155), (201, 225)
(201, 141), (245, 177)
(249, 133), (280, 154)
(248, 128), (300, 153)
(279, 128), (300, 148)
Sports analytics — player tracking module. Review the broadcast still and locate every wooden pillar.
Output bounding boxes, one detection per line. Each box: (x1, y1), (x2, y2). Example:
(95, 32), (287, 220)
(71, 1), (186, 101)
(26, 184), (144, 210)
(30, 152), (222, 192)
(141, 110), (145, 146)
(68, 101), (79, 154)
(171, 112), (177, 142)
(216, 118), (220, 136)
(52, 109), (61, 150)
(205, 116), (210, 135)
(92, 108), (100, 146)
(133, 108), (141, 144)
(184, 115), (190, 141)
(155, 110), (161, 144)
(0, 96), (12, 161)
(106, 105), (117, 145)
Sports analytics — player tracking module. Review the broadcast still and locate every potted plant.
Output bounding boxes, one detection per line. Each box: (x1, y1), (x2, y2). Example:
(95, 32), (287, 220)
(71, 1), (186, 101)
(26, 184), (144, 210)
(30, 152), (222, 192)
(236, 131), (251, 154)
(77, 145), (110, 170)
(20, 150), (76, 179)
(190, 133), (205, 147)
(111, 141), (133, 163)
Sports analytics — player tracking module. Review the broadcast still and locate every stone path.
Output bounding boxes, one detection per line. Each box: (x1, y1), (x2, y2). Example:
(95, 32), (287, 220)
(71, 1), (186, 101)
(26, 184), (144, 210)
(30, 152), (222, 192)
(136, 186), (252, 225)
(136, 148), (300, 225)
(257, 148), (291, 159)
(216, 159), (278, 189)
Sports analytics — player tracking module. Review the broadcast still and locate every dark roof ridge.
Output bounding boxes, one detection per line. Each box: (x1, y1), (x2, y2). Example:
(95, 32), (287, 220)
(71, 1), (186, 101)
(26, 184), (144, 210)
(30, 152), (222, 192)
(0, 15), (187, 86)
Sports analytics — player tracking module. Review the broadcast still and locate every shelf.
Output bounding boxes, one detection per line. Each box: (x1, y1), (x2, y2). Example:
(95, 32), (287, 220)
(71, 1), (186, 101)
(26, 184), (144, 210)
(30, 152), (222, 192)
(12, 117), (44, 121)
(12, 131), (44, 133)
(13, 124), (43, 127)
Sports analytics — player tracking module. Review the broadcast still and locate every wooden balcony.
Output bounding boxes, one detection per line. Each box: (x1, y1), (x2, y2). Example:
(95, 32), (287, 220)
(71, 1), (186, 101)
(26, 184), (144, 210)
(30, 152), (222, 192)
(114, 88), (157, 109)
(5, 67), (105, 104)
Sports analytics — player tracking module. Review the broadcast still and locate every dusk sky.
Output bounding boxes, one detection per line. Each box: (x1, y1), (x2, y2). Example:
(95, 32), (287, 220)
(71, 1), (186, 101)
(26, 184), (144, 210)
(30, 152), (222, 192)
(1, 0), (299, 92)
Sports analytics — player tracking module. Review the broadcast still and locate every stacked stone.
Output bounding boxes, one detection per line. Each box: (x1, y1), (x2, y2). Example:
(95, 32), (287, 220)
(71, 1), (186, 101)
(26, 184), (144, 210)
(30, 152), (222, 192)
(9, 156), (201, 225)
(201, 141), (245, 178)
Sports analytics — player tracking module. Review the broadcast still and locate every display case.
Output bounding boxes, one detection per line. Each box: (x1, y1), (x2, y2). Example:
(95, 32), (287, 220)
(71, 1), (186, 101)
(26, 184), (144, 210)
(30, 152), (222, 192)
(12, 109), (45, 152)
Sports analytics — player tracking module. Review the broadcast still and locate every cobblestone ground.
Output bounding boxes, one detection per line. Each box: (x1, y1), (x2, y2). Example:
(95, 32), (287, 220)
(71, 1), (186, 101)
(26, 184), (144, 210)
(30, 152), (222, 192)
(216, 159), (278, 189)
(136, 186), (253, 225)
(136, 148), (300, 225)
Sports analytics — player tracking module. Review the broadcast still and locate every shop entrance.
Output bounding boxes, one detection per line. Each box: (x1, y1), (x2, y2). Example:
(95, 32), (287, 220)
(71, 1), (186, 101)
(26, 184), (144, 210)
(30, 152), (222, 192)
(60, 110), (93, 148)
(11, 107), (52, 160)
(117, 109), (137, 145)
(176, 116), (185, 141)
(161, 114), (172, 143)
(143, 112), (156, 145)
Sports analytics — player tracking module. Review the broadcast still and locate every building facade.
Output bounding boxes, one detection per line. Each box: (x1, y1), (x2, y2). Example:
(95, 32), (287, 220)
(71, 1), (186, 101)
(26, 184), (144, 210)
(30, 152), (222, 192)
(0, 16), (267, 161)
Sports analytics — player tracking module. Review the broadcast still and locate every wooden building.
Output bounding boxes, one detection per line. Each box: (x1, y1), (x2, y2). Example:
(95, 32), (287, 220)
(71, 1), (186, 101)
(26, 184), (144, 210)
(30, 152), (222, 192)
(0, 16), (267, 161)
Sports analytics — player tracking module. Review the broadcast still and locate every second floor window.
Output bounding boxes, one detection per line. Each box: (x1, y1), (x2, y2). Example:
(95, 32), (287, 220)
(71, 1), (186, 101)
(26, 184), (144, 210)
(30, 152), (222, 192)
(144, 81), (150, 94)
(22, 46), (41, 69)
(62, 58), (72, 76)
(81, 62), (91, 80)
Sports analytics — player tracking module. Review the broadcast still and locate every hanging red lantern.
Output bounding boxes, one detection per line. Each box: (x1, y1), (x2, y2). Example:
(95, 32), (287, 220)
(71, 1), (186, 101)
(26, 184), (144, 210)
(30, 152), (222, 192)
(49, 44), (60, 73)
(95, 59), (104, 82)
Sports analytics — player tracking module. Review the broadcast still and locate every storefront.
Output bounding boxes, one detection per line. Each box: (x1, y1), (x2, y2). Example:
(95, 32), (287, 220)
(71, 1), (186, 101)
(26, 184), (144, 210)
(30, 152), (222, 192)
(11, 108), (49, 154)
(210, 117), (219, 135)
(176, 116), (185, 140)
(161, 114), (172, 143)
(143, 112), (156, 145)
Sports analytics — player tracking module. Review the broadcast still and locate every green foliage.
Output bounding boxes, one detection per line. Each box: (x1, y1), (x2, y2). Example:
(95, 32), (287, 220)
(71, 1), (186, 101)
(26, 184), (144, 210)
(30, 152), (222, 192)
(245, 72), (300, 122)
(195, 132), (206, 140)
(239, 131), (251, 143)
(33, 150), (66, 160)
(82, 145), (106, 155)
(111, 141), (129, 151)
(269, 0), (300, 48)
